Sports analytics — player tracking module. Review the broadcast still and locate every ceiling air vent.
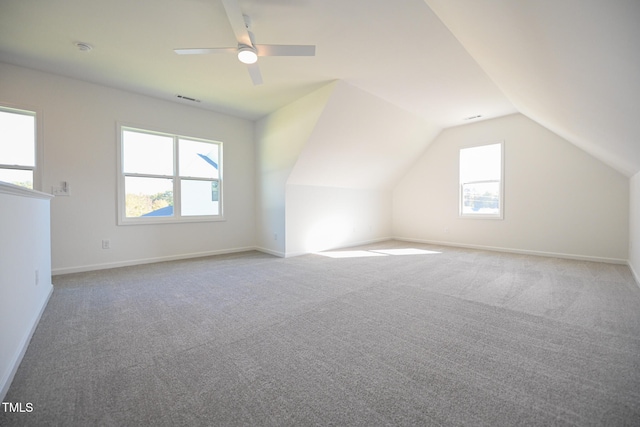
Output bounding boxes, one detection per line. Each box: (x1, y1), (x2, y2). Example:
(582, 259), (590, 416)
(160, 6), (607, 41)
(74, 42), (93, 52)
(176, 95), (201, 103)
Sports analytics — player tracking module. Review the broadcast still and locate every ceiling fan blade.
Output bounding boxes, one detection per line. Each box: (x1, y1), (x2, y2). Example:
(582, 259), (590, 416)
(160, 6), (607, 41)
(247, 62), (263, 85)
(174, 48), (236, 55)
(255, 44), (316, 57)
(220, 0), (252, 47)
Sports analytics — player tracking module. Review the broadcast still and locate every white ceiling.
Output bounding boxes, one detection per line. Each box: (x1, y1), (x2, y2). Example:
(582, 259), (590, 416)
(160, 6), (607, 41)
(1, 0), (638, 175)
(0, 0), (514, 124)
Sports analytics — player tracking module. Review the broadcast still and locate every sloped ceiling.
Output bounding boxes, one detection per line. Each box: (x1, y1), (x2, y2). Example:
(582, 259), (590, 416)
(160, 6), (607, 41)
(424, 0), (640, 176)
(0, 0), (638, 177)
(287, 81), (439, 190)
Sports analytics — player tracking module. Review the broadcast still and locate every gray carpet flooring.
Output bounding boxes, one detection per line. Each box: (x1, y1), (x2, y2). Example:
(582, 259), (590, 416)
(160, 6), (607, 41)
(2, 240), (640, 426)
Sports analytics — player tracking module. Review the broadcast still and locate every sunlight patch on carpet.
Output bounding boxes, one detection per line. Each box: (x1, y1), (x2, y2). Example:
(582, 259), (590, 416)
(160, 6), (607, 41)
(317, 248), (442, 258)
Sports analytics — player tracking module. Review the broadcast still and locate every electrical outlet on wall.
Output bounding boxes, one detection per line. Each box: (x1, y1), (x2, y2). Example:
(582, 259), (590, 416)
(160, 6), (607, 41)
(102, 239), (110, 249)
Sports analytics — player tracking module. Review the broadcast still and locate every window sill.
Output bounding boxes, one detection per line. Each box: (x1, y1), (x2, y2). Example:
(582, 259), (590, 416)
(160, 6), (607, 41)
(118, 215), (226, 226)
(459, 214), (503, 220)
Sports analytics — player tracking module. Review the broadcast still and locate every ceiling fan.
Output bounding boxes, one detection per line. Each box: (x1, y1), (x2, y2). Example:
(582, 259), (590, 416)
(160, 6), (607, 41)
(174, 0), (316, 85)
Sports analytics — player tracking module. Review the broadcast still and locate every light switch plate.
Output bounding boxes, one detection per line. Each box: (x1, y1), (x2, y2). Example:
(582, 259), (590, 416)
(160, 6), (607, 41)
(52, 182), (70, 196)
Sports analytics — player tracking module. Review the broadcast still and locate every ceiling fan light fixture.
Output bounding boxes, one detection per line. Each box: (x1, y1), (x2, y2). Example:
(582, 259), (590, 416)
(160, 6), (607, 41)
(237, 46), (258, 64)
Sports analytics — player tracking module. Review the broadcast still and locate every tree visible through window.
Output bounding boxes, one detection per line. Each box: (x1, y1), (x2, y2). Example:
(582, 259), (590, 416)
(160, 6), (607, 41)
(0, 107), (36, 189)
(118, 126), (222, 224)
(459, 142), (503, 218)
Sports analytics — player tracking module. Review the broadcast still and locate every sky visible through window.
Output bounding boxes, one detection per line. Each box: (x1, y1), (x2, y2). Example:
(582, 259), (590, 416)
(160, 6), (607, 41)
(122, 130), (219, 195)
(0, 109), (36, 188)
(459, 143), (501, 183)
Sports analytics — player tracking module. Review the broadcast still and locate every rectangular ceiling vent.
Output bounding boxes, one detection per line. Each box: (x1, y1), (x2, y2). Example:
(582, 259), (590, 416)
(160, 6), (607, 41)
(176, 94), (201, 103)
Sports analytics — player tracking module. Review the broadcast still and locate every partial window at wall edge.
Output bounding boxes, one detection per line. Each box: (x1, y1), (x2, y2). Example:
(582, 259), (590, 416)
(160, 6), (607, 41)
(0, 105), (39, 190)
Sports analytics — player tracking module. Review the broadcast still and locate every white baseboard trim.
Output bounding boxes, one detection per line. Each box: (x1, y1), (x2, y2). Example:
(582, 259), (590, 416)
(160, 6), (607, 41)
(395, 237), (628, 265)
(1, 283), (53, 402)
(628, 261), (640, 289)
(255, 247), (286, 258)
(52, 246), (258, 275)
(52, 239), (632, 275)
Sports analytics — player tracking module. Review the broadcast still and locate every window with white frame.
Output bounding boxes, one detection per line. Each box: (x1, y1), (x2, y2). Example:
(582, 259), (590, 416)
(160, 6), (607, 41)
(459, 142), (503, 218)
(0, 106), (37, 189)
(118, 126), (222, 224)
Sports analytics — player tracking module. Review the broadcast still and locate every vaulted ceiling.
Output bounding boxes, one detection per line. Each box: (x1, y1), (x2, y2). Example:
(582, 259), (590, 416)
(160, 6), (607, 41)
(425, 0), (640, 176)
(1, 0), (638, 176)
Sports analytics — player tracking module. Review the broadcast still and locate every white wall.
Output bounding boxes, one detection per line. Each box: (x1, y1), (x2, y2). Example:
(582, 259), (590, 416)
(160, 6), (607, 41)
(393, 114), (629, 262)
(255, 82), (336, 256)
(0, 183), (53, 400)
(630, 172), (640, 284)
(285, 185), (391, 256)
(0, 62), (256, 273)
(282, 81), (436, 256)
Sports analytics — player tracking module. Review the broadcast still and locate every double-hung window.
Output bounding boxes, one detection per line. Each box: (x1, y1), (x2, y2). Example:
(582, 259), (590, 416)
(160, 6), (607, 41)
(459, 141), (503, 219)
(0, 106), (38, 190)
(118, 126), (222, 224)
